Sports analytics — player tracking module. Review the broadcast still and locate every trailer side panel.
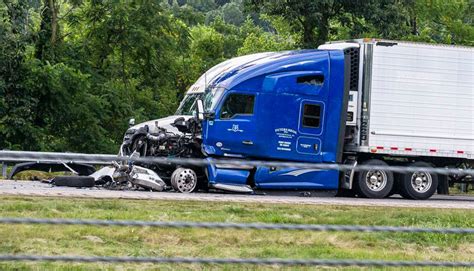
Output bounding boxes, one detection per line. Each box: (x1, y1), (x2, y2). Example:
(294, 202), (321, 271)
(366, 42), (473, 159)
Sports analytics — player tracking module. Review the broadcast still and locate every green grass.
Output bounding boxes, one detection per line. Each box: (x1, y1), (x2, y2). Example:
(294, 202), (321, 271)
(451, 184), (474, 195)
(0, 196), (472, 270)
(11, 170), (73, 180)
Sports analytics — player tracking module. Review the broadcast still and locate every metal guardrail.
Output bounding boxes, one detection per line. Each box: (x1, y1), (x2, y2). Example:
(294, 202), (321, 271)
(0, 150), (117, 178)
(0, 150), (117, 164)
(1, 150), (474, 176)
(0, 217), (472, 267)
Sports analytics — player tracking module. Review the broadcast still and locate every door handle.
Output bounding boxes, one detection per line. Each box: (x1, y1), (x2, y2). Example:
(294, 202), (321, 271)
(242, 140), (254, 145)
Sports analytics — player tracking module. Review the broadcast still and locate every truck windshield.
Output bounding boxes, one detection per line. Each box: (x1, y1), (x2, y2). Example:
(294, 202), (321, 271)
(203, 86), (225, 112)
(175, 93), (204, 115)
(175, 87), (225, 115)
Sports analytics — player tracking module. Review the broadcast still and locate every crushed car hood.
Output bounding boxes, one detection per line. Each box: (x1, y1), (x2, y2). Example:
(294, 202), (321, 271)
(127, 115), (192, 134)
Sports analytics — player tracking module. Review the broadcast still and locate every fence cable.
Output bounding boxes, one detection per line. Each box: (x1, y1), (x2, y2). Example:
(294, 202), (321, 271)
(0, 217), (473, 234)
(0, 254), (472, 267)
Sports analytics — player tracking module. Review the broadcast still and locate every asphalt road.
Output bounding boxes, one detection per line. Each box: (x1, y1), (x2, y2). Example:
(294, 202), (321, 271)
(0, 180), (473, 209)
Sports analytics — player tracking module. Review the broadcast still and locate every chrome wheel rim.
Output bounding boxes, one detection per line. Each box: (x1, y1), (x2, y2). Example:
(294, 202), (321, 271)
(365, 170), (388, 192)
(175, 169), (197, 193)
(410, 171), (432, 193)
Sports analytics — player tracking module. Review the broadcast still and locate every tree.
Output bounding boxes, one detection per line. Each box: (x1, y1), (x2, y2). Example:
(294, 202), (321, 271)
(169, 3), (206, 26)
(246, 0), (431, 47)
(186, 0), (217, 12)
(35, 0), (60, 61)
(205, 8), (224, 25)
(247, 0), (367, 47)
(1, 0), (472, 154)
(222, 2), (245, 26)
(407, 0), (474, 45)
(72, 0), (191, 148)
(238, 32), (296, 55)
(189, 25), (225, 70)
(237, 16), (297, 55)
(0, 0), (42, 150)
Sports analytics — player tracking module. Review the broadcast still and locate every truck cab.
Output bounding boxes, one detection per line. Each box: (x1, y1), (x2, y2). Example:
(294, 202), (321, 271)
(197, 49), (354, 191)
(122, 49), (354, 192)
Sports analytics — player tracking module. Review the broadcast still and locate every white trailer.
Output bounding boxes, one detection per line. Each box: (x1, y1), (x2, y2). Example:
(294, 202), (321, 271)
(319, 39), (473, 199)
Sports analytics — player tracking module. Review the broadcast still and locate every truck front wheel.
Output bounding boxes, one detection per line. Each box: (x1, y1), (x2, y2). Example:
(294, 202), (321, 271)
(355, 159), (394, 198)
(171, 168), (198, 193)
(399, 161), (438, 200)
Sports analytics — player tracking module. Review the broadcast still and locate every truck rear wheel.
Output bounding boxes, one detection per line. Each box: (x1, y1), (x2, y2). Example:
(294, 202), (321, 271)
(355, 159), (394, 198)
(399, 161), (438, 200)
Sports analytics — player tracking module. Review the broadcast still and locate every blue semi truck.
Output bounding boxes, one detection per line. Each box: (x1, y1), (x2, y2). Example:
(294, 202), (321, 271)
(120, 39), (473, 199)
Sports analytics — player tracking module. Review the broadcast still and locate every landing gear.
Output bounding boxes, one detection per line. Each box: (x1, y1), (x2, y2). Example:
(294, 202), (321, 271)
(355, 159), (394, 198)
(399, 161), (438, 200)
(171, 168), (198, 193)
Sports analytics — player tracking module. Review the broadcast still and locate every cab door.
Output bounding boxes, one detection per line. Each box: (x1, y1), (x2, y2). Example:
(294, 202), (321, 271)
(202, 91), (258, 157)
(295, 100), (325, 162)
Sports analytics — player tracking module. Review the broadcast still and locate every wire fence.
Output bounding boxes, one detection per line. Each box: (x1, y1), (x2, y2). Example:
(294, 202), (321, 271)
(0, 150), (473, 267)
(0, 254), (473, 267)
(0, 217), (473, 234)
(0, 217), (473, 267)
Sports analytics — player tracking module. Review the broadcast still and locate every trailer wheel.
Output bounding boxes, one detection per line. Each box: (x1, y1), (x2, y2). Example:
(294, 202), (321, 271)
(399, 161), (438, 200)
(355, 159), (394, 198)
(171, 168), (198, 193)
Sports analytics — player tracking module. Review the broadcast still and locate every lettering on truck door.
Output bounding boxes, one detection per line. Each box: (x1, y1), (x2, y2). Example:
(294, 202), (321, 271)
(204, 91), (258, 157)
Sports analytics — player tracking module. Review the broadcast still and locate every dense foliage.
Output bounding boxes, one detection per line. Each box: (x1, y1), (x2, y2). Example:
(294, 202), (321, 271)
(1, 0), (472, 153)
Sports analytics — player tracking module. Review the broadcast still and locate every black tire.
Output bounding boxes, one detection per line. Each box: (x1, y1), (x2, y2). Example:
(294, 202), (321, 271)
(336, 189), (356, 197)
(355, 159), (394, 198)
(399, 161), (438, 200)
(388, 173), (403, 198)
(53, 176), (95, 187)
(437, 174), (449, 195)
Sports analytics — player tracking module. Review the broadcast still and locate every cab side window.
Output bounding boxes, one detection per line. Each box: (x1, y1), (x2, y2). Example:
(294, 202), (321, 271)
(302, 104), (321, 128)
(220, 93), (255, 119)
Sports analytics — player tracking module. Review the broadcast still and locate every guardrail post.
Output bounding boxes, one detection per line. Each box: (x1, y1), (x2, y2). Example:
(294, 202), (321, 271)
(1, 162), (7, 179)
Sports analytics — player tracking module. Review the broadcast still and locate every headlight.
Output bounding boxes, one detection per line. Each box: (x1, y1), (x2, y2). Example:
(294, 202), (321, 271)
(123, 129), (136, 141)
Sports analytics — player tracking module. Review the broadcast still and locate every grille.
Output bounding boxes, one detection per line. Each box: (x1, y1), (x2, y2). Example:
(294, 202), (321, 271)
(344, 48), (359, 91)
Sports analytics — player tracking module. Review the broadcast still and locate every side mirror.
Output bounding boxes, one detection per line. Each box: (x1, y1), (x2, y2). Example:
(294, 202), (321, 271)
(196, 99), (204, 121)
(205, 111), (216, 119)
(129, 118), (135, 127)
